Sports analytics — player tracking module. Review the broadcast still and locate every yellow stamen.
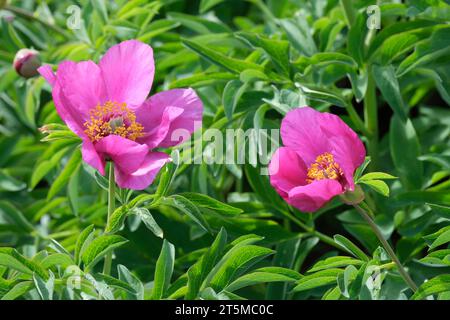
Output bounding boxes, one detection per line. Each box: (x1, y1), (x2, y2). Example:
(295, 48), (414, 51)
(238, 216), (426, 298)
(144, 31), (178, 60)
(306, 152), (343, 184)
(84, 101), (144, 142)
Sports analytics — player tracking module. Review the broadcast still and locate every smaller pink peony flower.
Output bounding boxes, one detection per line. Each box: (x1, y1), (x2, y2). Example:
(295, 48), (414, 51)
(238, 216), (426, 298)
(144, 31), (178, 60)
(38, 40), (202, 190)
(268, 107), (366, 212)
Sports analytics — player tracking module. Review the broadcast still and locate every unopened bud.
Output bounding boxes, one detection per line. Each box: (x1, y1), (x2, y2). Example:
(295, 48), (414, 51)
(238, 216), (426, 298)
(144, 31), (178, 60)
(13, 49), (41, 78)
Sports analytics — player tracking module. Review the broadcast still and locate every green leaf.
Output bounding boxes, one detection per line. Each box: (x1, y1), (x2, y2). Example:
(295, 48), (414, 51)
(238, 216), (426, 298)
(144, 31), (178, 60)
(81, 235), (128, 271)
(155, 159), (178, 198)
(182, 38), (264, 74)
(24, 77), (44, 128)
(47, 149), (82, 200)
(152, 239), (175, 300)
(131, 207), (163, 239)
(0, 248), (47, 279)
(358, 172), (397, 182)
(337, 265), (358, 298)
(428, 204), (450, 219)
(29, 147), (70, 190)
(389, 116), (423, 190)
(74, 225), (95, 265)
(0, 200), (34, 233)
(68, 166), (79, 216)
(91, 0), (108, 23)
(223, 80), (248, 120)
(137, 20), (180, 42)
(372, 65), (408, 120)
(105, 205), (129, 234)
(170, 72), (236, 89)
(41, 253), (74, 269)
(348, 69), (368, 103)
(296, 84), (348, 108)
(168, 12), (231, 34)
(300, 52), (358, 74)
(0, 171), (26, 192)
(353, 157), (371, 181)
(96, 273), (136, 294)
(244, 164), (287, 213)
(205, 245), (274, 292)
(397, 27), (450, 77)
(280, 17), (316, 56)
(292, 269), (343, 293)
(161, 195), (211, 233)
(333, 235), (369, 261)
(226, 267), (299, 292)
(360, 180), (390, 197)
(199, 0), (225, 13)
(266, 238), (302, 299)
(396, 191), (450, 207)
(179, 192), (242, 216)
(322, 286), (342, 300)
(117, 264), (144, 300)
(429, 229), (450, 250)
(1, 281), (33, 300)
(347, 13), (368, 66)
(240, 67), (270, 83)
(308, 256), (363, 273)
(33, 271), (54, 300)
(236, 32), (290, 76)
(186, 227), (228, 299)
(412, 275), (450, 300)
(367, 20), (437, 59)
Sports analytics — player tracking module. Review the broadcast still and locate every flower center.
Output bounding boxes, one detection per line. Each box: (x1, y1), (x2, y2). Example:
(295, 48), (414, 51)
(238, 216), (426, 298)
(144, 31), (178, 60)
(84, 101), (144, 142)
(306, 152), (343, 184)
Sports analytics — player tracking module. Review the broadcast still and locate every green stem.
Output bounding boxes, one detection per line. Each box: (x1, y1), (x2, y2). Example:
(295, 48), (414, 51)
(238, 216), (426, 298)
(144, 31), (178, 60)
(353, 204), (418, 292)
(346, 102), (371, 138)
(284, 212), (343, 251)
(340, 0), (356, 27)
(5, 5), (69, 39)
(364, 71), (379, 169)
(102, 163), (115, 276)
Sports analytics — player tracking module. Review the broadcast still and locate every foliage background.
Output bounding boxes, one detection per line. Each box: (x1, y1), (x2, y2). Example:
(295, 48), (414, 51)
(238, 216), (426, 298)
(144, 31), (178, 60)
(0, 0), (449, 300)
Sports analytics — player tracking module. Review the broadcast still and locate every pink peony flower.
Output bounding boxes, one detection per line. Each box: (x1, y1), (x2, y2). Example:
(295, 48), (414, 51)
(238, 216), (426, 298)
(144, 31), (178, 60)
(269, 107), (366, 212)
(38, 40), (202, 190)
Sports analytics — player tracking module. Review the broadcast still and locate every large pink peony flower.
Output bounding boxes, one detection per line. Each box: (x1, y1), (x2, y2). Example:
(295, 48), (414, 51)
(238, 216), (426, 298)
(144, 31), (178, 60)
(38, 40), (202, 190)
(269, 107), (366, 212)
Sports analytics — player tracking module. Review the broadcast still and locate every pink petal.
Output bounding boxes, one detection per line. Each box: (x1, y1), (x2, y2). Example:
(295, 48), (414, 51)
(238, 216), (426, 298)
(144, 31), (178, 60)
(281, 107), (366, 190)
(281, 107), (331, 165)
(319, 115), (366, 190)
(99, 40), (154, 108)
(138, 106), (184, 149)
(94, 135), (148, 174)
(288, 179), (343, 212)
(56, 60), (107, 117)
(81, 140), (106, 175)
(50, 81), (88, 138)
(136, 88), (203, 148)
(38, 65), (56, 86)
(115, 152), (171, 190)
(269, 147), (308, 200)
(39, 64), (87, 138)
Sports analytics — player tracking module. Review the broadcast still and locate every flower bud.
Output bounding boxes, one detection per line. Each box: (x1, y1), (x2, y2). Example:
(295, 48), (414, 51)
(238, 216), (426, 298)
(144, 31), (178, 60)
(13, 49), (41, 78)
